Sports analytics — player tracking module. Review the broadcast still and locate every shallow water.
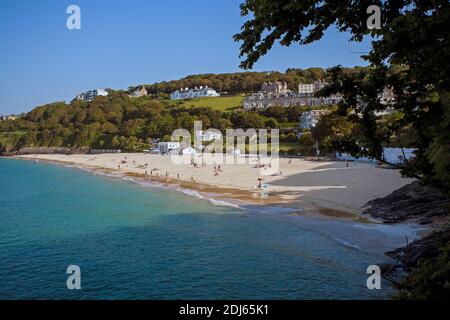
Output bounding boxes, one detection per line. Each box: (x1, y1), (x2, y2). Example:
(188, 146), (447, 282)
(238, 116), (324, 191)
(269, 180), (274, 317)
(0, 158), (419, 299)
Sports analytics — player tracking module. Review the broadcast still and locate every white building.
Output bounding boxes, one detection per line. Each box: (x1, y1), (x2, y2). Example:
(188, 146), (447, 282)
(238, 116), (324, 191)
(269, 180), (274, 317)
(129, 86), (148, 98)
(299, 110), (330, 130)
(261, 81), (290, 94)
(298, 81), (326, 95)
(158, 142), (180, 154)
(195, 130), (223, 142)
(243, 80), (341, 110)
(170, 86), (220, 100)
(298, 83), (314, 95)
(336, 148), (415, 165)
(76, 89), (108, 101)
(0, 114), (18, 121)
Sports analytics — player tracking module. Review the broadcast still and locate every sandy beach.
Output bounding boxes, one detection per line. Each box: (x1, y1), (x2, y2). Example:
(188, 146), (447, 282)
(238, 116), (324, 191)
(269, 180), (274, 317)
(15, 153), (415, 218)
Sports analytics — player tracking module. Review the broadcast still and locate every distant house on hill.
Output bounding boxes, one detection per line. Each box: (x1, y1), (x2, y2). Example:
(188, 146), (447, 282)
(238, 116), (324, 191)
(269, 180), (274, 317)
(261, 81), (290, 94)
(243, 80), (342, 110)
(76, 89), (108, 102)
(0, 114), (18, 121)
(170, 86), (220, 100)
(299, 110), (331, 130)
(298, 83), (314, 95)
(129, 86), (148, 98)
(298, 81), (326, 95)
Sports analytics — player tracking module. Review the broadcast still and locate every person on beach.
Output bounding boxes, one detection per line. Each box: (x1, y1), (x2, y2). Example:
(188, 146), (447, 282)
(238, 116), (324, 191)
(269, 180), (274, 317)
(257, 178), (263, 189)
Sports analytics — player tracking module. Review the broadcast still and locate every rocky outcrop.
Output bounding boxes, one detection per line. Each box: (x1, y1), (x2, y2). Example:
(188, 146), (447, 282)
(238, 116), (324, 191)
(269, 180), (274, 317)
(363, 181), (450, 295)
(362, 181), (449, 224)
(386, 228), (450, 271)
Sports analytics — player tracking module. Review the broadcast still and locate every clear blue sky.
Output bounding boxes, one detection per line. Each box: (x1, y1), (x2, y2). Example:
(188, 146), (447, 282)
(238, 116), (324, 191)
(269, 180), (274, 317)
(0, 0), (371, 114)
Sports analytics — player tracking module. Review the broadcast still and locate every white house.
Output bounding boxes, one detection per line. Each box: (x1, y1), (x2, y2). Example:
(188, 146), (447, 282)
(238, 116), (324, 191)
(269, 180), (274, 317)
(76, 89), (108, 101)
(129, 86), (148, 98)
(195, 130), (223, 142)
(158, 142), (180, 154)
(170, 86), (220, 100)
(298, 83), (314, 95)
(299, 110), (330, 130)
(298, 81), (326, 95)
(262, 81), (290, 94)
(0, 114), (18, 121)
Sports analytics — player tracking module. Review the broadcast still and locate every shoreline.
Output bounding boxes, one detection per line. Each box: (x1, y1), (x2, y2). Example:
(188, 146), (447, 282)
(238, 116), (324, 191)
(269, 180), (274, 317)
(10, 153), (416, 223)
(2, 157), (419, 300)
(4, 155), (431, 260)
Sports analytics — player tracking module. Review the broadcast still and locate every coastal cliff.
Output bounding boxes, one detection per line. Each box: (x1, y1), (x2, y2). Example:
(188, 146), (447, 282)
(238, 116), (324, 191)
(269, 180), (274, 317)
(363, 182), (450, 299)
(363, 181), (449, 225)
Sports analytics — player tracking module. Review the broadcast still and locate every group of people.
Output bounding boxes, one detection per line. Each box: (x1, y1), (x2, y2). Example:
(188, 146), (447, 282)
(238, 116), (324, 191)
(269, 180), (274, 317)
(213, 165), (223, 176)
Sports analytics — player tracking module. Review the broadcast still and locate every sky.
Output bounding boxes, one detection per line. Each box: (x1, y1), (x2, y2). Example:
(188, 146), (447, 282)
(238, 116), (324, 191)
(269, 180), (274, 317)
(0, 0), (371, 114)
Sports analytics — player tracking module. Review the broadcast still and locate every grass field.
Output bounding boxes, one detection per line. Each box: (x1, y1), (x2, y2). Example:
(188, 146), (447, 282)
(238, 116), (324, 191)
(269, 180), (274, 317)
(177, 95), (244, 111)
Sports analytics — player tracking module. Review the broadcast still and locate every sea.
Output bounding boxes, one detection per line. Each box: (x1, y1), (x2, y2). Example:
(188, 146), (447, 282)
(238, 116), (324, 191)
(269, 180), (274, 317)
(0, 158), (421, 299)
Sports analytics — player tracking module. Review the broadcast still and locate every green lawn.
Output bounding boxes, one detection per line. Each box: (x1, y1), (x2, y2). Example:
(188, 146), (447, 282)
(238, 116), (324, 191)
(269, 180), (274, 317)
(177, 95), (244, 111)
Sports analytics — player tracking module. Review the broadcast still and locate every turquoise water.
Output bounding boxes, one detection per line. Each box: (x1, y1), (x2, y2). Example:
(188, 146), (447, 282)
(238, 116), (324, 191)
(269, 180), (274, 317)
(0, 158), (407, 299)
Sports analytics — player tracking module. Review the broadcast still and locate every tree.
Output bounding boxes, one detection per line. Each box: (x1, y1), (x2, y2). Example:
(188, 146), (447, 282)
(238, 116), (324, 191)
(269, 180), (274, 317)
(234, 0), (450, 195)
(234, 0), (450, 300)
(311, 110), (356, 154)
(265, 117), (279, 129)
(298, 132), (315, 156)
(394, 242), (450, 300)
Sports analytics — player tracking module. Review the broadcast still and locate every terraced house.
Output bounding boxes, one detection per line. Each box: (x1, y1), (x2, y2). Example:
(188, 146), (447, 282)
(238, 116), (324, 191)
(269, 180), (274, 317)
(243, 80), (342, 110)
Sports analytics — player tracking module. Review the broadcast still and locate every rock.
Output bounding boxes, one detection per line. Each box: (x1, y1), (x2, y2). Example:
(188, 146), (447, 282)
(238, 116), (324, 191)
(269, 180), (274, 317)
(386, 228), (450, 271)
(362, 181), (449, 224)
